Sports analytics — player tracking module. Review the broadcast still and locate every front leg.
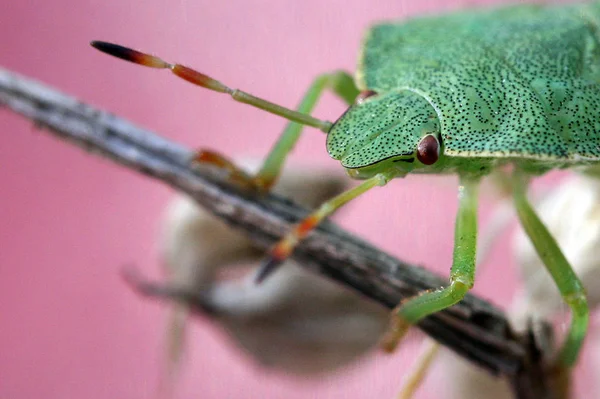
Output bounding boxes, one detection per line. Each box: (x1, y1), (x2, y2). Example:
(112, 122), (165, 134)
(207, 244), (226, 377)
(382, 174), (480, 351)
(194, 71), (359, 192)
(256, 170), (396, 282)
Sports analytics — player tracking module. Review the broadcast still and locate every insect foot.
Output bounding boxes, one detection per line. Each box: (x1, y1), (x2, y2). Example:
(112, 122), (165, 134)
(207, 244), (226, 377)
(191, 149), (274, 193)
(379, 312), (412, 353)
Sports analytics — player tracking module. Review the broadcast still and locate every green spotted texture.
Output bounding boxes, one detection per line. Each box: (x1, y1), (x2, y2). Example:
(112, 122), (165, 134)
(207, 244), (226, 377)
(329, 2), (600, 169)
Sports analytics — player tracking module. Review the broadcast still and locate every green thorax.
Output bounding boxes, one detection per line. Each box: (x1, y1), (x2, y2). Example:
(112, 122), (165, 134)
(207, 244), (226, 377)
(355, 2), (600, 163)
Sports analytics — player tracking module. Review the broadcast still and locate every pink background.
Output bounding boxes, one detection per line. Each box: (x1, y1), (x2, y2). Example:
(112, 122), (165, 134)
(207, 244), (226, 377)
(1, 0), (597, 398)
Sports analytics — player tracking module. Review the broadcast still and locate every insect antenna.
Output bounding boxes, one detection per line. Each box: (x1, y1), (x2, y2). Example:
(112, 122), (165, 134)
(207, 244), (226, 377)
(90, 41), (332, 132)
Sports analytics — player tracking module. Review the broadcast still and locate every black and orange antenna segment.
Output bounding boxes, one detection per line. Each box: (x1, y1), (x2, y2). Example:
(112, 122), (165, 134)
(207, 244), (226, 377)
(90, 41), (332, 133)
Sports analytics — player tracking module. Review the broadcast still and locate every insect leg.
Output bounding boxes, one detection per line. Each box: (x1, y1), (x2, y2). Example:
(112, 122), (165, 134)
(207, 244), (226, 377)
(512, 171), (589, 367)
(252, 71), (359, 191)
(192, 72), (358, 191)
(395, 339), (440, 399)
(393, 178), (518, 398)
(255, 169), (396, 283)
(382, 175), (480, 351)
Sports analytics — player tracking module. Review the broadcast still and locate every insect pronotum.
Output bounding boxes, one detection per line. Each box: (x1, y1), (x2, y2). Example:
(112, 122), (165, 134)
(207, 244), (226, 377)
(91, 1), (600, 372)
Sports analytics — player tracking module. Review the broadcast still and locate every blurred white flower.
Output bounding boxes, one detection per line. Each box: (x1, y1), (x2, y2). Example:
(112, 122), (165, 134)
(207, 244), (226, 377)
(152, 161), (389, 392)
(511, 173), (600, 324)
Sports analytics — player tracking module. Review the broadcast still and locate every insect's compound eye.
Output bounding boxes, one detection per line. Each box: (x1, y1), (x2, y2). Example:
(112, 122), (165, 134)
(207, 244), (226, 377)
(355, 90), (378, 105)
(417, 134), (440, 165)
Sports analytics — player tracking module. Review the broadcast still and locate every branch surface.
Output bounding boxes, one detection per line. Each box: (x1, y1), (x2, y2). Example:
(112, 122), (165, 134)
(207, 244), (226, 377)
(0, 68), (556, 399)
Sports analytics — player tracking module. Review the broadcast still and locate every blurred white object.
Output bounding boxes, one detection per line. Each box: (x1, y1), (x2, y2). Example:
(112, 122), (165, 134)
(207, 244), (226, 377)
(441, 348), (512, 399)
(158, 163), (389, 382)
(512, 173), (600, 325)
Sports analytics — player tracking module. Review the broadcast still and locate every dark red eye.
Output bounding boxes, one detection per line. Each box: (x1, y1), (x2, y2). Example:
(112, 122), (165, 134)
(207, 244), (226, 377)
(355, 90), (378, 104)
(417, 135), (440, 165)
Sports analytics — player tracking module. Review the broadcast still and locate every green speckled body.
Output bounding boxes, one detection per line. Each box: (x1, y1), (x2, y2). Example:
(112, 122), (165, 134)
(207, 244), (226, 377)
(328, 2), (600, 172)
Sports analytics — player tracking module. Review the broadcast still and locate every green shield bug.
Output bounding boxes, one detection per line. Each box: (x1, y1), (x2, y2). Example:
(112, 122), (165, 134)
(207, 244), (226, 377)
(91, 1), (600, 373)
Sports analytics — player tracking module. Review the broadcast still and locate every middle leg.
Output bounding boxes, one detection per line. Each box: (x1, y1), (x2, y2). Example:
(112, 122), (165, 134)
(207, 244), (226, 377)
(382, 174), (480, 351)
